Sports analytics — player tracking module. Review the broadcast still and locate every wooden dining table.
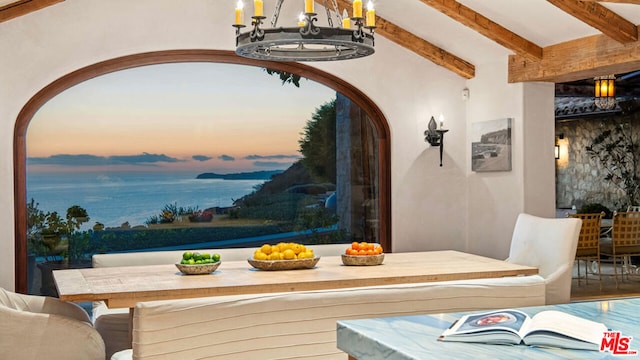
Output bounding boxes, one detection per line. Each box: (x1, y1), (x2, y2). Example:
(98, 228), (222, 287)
(53, 250), (538, 309)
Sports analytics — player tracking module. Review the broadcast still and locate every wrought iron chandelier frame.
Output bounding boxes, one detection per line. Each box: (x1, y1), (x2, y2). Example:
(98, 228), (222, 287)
(233, 0), (376, 62)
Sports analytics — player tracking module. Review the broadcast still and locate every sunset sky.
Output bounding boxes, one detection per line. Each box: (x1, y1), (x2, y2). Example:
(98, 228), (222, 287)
(27, 62), (336, 174)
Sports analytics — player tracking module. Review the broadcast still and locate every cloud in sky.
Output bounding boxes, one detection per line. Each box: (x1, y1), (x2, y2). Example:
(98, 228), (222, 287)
(245, 154), (301, 160)
(28, 62), (337, 172)
(26, 152), (302, 170)
(28, 152), (184, 166)
(218, 154), (235, 161)
(192, 155), (212, 162)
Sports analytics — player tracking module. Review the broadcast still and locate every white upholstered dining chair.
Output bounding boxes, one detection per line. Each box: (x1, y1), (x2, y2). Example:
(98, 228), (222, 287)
(0, 287), (105, 360)
(506, 213), (582, 305)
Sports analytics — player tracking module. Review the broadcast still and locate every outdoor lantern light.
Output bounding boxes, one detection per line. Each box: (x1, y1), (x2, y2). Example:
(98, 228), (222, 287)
(424, 115), (449, 167)
(233, 0), (376, 62)
(594, 75), (616, 110)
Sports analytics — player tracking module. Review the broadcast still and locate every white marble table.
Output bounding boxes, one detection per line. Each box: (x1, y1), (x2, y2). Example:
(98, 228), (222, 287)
(337, 297), (640, 359)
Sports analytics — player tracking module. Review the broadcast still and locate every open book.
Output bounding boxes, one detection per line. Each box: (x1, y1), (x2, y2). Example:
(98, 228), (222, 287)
(438, 309), (608, 351)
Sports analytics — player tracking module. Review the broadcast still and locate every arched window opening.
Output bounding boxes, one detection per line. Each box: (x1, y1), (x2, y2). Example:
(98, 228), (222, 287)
(13, 50), (390, 294)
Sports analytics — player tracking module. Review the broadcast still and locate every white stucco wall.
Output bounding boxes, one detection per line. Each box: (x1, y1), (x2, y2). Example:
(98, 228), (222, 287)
(0, 0), (554, 291)
(464, 62), (555, 258)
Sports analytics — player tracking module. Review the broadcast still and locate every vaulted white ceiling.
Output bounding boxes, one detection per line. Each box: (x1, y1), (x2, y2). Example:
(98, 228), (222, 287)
(2, 0), (639, 82)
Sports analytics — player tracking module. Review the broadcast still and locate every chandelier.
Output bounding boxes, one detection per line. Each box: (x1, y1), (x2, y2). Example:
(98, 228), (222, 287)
(594, 75), (616, 110)
(233, 0), (376, 61)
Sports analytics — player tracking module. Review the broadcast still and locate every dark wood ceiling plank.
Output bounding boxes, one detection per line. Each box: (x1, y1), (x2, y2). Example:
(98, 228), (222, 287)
(583, 0), (640, 4)
(327, 0), (475, 78)
(0, 0), (64, 23)
(375, 17), (475, 79)
(0, 1), (29, 11)
(508, 32), (640, 83)
(547, 0), (638, 43)
(419, 0), (543, 60)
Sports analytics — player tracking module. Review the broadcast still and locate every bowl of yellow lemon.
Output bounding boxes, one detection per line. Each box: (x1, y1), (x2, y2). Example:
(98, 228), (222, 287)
(248, 242), (319, 270)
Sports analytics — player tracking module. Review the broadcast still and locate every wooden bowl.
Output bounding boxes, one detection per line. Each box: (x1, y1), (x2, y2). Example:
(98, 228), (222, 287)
(341, 253), (384, 266)
(247, 257), (320, 271)
(175, 261), (221, 275)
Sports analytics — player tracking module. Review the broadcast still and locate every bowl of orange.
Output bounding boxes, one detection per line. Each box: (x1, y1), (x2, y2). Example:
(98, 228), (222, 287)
(342, 242), (384, 266)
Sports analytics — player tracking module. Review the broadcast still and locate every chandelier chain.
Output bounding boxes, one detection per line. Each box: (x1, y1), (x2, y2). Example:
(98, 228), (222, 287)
(271, 0), (285, 27)
(323, 0), (334, 27)
(330, 0), (342, 23)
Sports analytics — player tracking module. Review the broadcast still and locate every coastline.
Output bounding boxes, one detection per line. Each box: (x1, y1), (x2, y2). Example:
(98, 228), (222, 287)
(27, 172), (265, 229)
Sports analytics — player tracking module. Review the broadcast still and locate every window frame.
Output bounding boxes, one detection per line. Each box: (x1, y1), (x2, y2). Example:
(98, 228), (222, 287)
(13, 49), (391, 292)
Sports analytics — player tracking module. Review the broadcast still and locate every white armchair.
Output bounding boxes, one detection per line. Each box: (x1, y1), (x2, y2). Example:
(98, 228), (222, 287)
(0, 287), (105, 360)
(506, 213), (582, 304)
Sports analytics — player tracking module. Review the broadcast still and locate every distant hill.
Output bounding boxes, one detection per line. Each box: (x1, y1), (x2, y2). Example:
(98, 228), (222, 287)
(196, 170), (284, 180)
(247, 161), (315, 196)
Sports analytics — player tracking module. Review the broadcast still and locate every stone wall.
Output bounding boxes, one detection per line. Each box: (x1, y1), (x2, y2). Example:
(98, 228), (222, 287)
(555, 114), (635, 212)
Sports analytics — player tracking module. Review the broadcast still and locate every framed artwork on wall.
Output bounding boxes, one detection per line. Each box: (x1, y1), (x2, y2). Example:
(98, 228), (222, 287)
(471, 118), (512, 172)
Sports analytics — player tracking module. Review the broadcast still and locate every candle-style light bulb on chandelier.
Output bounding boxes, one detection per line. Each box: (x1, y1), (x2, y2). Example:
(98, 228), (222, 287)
(233, 0), (376, 62)
(594, 75), (616, 110)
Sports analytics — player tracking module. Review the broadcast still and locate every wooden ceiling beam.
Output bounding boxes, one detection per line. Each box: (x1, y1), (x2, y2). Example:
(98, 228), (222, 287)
(0, 0), (63, 23)
(418, 0), (543, 61)
(508, 32), (640, 83)
(327, 0), (475, 79)
(547, 0), (638, 43)
(582, 0), (640, 4)
(375, 17), (475, 79)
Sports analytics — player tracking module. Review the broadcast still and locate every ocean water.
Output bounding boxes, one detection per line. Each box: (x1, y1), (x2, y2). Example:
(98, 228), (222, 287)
(26, 172), (265, 229)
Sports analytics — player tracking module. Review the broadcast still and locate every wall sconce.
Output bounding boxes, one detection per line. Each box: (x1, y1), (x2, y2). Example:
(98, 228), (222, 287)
(424, 115), (449, 166)
(555, 133), (564, 160)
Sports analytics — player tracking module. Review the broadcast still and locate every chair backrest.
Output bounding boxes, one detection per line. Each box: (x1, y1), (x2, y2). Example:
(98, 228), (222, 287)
(129, 277), (545, 360)
(568, 212), (604, 256)
(506, 213), (581, 304)
(0, 288), (105, 360)
(627, 205), (640, 212)
(612, 211), (640, 249)
(0, 287), (91, 323)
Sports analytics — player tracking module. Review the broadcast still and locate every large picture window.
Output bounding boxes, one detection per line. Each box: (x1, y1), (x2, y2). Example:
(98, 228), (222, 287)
(14, 50), (391, 294)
